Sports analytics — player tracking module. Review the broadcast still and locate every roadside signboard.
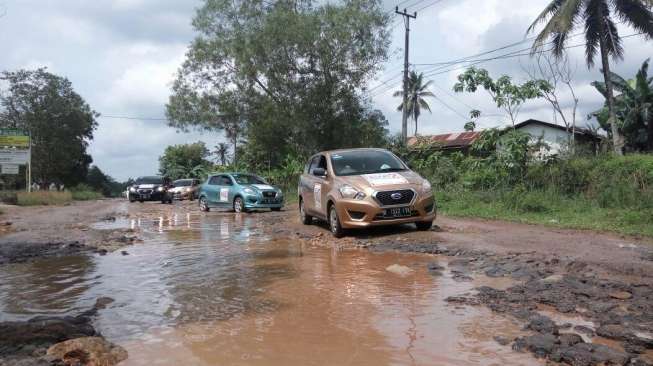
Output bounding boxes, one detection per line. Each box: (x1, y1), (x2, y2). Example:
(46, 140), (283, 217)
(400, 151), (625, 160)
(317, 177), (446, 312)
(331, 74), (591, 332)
(0, 149), (30, 164)
(1, 164), (20, 175)
(0, 129), (31, 190)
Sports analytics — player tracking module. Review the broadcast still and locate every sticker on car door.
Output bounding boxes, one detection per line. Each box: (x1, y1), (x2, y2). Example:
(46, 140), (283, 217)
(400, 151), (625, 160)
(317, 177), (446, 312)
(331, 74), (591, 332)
(220, 188), (229, 202)
(313, 183), (322, 210)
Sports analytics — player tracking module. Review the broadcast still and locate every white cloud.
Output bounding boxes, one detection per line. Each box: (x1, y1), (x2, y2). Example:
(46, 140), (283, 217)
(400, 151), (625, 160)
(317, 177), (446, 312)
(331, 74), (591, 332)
(372, 0), (653, 137)
(104, 44), (185, 111)
(3, 0), (653, 180)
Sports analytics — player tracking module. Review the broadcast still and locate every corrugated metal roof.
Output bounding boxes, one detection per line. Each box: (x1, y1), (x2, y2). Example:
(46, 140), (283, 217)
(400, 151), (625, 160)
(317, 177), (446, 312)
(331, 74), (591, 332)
(407, 131), (481, 148)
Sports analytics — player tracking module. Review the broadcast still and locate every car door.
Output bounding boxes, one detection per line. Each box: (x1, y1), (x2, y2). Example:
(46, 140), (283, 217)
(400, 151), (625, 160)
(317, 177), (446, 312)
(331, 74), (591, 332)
(304, 154), (328, 218)
(215, 175), (234, 207)
(204, 175), (221, 206)
(300, 156), (319, 215)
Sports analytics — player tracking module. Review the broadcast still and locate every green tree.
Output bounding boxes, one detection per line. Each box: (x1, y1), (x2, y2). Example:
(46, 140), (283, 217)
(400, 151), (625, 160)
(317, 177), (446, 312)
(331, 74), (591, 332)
(453, 67), (543, 126)
(213, 142), (230, 165)
(591, 59), (653, 151)
(393, 71), (434, 136)
(0, 68), (97, 187)
(166, 0), (390, 169)
(159, 142), (212, 180)
(86, 165), (123, 197)
(527, 0), (653, 155)
(465, 109), (481, 131)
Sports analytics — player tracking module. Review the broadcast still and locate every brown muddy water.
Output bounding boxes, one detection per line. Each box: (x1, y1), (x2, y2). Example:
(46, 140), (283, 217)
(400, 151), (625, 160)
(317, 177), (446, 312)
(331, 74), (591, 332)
(0, 212), (543, 365)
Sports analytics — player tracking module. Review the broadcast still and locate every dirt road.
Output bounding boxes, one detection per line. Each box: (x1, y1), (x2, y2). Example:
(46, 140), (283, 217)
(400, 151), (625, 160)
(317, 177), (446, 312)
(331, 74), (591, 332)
(0, 199), (652, 365)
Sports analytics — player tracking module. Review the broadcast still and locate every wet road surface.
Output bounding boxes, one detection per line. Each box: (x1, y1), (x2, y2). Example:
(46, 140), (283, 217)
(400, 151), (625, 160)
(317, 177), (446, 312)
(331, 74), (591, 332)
(1, 208), (544, 365)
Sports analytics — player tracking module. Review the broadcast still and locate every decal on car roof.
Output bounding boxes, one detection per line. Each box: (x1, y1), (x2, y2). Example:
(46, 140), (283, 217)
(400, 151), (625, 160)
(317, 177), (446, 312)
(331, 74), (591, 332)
(362, 172), (408, 186)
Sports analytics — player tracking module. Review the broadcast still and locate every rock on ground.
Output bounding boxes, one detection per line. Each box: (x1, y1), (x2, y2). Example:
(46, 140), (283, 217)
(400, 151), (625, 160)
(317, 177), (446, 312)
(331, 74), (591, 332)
(385, 264), (414, 277)
(47, 337), (127, 366)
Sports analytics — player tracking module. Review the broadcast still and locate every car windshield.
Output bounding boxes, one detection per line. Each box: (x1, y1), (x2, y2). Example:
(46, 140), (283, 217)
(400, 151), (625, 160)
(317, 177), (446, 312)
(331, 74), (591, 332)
(330, 150), (407, 176)
(232, 174), (267, 185)
(174, 179), (193, 187)
(135, 176), (163, 185)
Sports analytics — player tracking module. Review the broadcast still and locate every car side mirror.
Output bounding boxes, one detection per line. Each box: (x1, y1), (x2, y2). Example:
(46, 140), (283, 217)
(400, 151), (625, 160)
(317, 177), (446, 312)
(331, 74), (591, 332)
(313, 168), (327, 177)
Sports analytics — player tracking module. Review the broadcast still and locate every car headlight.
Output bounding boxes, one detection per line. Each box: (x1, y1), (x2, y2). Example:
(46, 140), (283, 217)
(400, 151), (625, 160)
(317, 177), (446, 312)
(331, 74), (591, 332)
(422, 180), (432, 194)
(339, 185), (365, 200)
(157, 186), (165, 192)
(243, 187), (256, 195)
(129, 187), (136, 192)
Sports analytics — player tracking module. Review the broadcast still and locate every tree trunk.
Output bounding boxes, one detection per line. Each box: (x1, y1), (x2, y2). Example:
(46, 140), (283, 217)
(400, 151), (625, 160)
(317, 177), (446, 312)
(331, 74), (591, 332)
(414, 117), (418, 136)
(232, 135), (237, 167)
(599, 38), (625, 155)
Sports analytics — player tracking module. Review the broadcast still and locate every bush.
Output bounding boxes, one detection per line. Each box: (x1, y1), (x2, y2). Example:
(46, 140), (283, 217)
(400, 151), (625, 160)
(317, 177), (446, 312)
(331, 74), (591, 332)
(71, 190), (103, 201)
(16, 191), (73, 206)
(69, 184), (104, 201)
(0, 191), (18, 205)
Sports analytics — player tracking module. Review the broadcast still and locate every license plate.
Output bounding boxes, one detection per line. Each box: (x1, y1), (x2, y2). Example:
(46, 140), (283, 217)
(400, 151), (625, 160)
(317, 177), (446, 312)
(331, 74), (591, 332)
(384, 206), (411, 218)
(141, 194), (150, 199)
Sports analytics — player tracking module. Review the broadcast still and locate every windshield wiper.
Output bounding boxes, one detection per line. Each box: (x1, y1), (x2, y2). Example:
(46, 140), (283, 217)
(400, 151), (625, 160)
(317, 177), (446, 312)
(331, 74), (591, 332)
(377, 167), (406, 172)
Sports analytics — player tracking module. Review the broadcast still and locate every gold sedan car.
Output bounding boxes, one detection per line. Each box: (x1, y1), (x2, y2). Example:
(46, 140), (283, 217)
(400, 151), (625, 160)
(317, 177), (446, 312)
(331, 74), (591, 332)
(298, 148), (436, 237)
(170, 179), (201, 200)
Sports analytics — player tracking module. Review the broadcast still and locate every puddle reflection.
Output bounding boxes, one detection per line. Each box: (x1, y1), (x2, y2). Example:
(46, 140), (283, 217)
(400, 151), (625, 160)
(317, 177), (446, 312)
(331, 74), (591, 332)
(0, 213), (541, 365)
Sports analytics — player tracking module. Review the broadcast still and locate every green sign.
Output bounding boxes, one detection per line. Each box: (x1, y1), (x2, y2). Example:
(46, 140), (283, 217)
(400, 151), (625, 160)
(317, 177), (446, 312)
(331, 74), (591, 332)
(0, 129), (30, 148)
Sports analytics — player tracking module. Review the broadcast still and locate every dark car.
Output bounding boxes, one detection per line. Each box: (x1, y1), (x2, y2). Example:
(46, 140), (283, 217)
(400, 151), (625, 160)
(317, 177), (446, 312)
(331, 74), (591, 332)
(128, 176), (174, 204)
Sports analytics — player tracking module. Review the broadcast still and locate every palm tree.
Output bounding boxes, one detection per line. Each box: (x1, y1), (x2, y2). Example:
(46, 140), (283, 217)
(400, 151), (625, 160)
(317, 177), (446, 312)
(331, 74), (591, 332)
(527, 0), (653, 155)
(592, 58), (653, 151)
(394, 71), (434, 136)
(213, 143), (230, 165)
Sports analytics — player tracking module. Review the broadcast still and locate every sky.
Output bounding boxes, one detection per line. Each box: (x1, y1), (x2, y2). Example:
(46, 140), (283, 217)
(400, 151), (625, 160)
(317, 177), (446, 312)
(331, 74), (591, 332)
(0, 0), (652, 181)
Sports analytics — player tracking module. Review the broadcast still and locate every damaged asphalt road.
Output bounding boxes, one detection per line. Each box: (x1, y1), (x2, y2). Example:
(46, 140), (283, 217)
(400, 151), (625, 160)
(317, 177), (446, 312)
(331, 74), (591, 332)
(0, 199), (652, 365)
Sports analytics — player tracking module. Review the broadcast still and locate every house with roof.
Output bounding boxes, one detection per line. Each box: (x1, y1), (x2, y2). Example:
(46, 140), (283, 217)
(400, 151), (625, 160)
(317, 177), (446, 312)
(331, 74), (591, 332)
(407, 119), (600, 155)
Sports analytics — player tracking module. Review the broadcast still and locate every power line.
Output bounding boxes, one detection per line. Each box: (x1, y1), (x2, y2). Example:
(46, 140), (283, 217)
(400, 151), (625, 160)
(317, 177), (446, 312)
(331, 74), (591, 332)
(100, 115), (170, 121)
(413, 0), (444, 13)
(431, 93), (468, 119)
(367, 31), (645, 98)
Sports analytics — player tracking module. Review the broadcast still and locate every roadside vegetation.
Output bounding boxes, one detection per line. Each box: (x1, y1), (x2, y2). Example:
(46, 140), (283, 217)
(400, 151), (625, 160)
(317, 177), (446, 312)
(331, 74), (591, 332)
(10, 186), (104, 206)
(402, 137), (653, 237)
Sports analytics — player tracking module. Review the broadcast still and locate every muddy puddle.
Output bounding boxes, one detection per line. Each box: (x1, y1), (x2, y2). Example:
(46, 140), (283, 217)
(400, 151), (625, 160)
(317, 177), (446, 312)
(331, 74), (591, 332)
(0, 212), (543, 365)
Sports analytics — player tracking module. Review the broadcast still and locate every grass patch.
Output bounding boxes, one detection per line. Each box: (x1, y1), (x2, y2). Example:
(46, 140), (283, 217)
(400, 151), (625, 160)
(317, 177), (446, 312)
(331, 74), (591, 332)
(16, 191), (73, 206)
(14, 189), (103, 206)
(283, 190), (298, 206)
(71, 190), (103, 201)
(436, 189), (653, 238)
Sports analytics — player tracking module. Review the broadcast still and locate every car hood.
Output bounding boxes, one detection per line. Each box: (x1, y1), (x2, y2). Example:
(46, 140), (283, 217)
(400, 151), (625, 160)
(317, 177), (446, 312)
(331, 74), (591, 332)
(134, 184), (160, 189)
(169, 186), (190, 192)
(246, 184), (277, 191)
(336, 170), (425, 191)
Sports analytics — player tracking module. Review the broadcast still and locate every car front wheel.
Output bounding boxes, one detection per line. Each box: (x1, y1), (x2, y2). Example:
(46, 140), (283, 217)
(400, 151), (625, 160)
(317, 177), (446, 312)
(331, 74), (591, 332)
(199, 197), (210, 212)
(234, 197), (246, 213)
(328, 205), (344, 238)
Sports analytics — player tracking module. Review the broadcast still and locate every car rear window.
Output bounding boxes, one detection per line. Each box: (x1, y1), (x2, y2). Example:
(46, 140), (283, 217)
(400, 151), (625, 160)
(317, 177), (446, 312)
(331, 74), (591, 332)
(330, 150), (407, 176)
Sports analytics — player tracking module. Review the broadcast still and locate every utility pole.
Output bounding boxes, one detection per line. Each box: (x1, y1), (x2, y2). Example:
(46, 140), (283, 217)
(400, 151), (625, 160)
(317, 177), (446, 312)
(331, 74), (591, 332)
(395, 6), (416, 146)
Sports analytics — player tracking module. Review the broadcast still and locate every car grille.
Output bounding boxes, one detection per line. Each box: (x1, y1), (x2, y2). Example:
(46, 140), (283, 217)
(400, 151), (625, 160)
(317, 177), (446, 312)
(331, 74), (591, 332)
(138, 189), (153, 194)
(262, 191), (277, 198)
(375, 189), (414, 206)
(374, 210), (419, 221)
